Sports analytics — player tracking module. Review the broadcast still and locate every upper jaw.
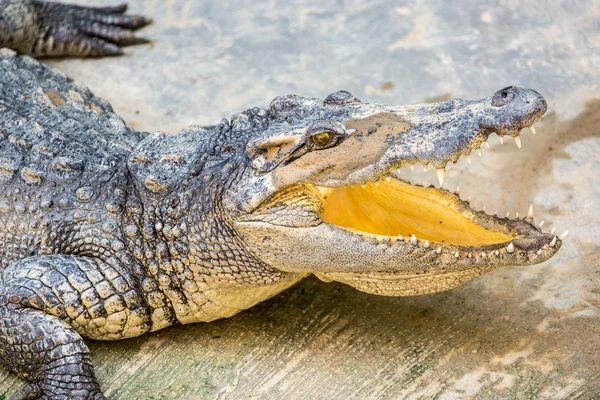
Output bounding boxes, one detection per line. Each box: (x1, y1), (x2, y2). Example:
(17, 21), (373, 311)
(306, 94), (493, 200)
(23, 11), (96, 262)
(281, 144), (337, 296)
(319, 87), (547, 187)
(227, 87), (547, 215)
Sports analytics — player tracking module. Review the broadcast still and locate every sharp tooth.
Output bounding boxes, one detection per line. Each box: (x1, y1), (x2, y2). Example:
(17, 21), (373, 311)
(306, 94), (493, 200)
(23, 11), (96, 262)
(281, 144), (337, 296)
(530, 125), (537, 135)
(494, 250), (500, 256)
(397, 234), (404, 241)
(435, 247), (442, 254)
(436, 168), (446, 186)
(424, 240), (430, 248)
(410, 165), (414, 171)
(537, 249), (542, 255)
(550, 227), (556, 234)
(527, 204), (534, 219)
(361, 184), (367, 189)
(549, 236), (557, 247)
(423, 164), (428, 172)
(482, 206), (486, 212)
(559, 230), (569, 240)
(454, 252), (460, 258)
(374, 181), (379, 187)
(468, 196), (472, 203)
(516, 211), (520, 218)
(494, 209), (498, 216)
(477, 149), (482, 157)
(499, 136), (504, 144)
(410, 234), (418, 245)
(485, 142), (490, 148)
(480, 252), (486, 258)
(539, 220), (545, 228)
(382, 236), (390, 243)
(385, 176), (391, 182)
(514, 135), (522, 148)
(506, 211), (510, 218)
(455, 186), (460, 195)
(370, 234), (376, 239)
(467, 252), (472, 258)
(465, 154), (471, 164)
(507, 242), (515, 253)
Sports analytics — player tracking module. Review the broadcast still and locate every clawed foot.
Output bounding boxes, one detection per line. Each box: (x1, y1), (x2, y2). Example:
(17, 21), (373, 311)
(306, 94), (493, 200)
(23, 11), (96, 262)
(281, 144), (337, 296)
(31, 1), (152, 57)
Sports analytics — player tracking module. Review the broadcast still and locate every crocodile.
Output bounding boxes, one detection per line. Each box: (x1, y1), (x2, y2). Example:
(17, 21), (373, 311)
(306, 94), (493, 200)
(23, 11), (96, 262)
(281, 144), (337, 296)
(0, 1), (565, 399)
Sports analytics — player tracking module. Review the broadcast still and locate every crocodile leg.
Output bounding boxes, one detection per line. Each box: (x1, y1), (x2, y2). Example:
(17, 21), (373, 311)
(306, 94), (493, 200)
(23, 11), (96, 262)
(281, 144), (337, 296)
(0, 0), (152, 57)
(0, 255), (152, 399)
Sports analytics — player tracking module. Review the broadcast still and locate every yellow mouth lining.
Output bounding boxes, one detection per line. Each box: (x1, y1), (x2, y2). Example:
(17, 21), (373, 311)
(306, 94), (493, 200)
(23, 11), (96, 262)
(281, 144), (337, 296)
(320, 178), (514, 246)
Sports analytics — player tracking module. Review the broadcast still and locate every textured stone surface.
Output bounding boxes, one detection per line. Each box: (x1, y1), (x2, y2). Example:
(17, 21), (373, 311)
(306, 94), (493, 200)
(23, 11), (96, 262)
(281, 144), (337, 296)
(0, 0), (599, 398)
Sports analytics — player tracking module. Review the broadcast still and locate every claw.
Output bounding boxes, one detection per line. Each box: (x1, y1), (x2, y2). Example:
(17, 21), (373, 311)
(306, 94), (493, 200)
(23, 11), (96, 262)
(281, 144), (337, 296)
(94, 3), (128, 14)
(82, 22), (151, 46)
(88, 13), (153, 30)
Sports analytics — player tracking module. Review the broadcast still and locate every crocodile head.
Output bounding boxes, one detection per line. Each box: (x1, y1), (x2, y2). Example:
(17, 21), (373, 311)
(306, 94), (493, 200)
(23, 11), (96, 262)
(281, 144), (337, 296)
(227, 87), (562, 296)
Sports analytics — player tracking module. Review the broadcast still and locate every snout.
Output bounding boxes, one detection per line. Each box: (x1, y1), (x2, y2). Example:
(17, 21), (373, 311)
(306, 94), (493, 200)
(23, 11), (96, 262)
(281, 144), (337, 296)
(485, 86), (547, 134)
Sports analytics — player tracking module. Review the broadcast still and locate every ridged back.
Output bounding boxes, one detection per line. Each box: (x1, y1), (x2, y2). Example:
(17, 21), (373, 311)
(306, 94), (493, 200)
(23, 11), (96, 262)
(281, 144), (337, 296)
(0, 48), (146, 190)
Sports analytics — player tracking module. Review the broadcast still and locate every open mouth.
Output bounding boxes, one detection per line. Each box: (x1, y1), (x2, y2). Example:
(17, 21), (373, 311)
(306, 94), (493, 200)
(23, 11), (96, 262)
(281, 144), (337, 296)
(246, 123), (566, 259)
(309, 124), (567, 255)
(319, 177), (515, 247)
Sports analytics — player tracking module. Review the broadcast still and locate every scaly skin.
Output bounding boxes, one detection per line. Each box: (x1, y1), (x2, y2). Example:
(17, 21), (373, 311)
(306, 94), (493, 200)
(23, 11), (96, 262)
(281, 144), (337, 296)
(0, 3), (562, 399)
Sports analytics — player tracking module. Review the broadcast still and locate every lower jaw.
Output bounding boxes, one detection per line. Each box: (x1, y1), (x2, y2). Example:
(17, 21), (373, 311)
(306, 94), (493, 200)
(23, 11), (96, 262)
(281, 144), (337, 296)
(314, 265), (497, 296)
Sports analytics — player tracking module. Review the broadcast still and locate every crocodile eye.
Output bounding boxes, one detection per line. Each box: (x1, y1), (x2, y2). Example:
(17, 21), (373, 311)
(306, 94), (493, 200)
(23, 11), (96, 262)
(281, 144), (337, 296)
(310, 132), (332, 147)
(306, 122), (345, 150)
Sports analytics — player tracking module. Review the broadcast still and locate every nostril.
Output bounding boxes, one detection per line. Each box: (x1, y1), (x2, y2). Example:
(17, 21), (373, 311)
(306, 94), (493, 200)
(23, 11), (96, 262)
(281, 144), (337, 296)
(491, 86), (517, 107)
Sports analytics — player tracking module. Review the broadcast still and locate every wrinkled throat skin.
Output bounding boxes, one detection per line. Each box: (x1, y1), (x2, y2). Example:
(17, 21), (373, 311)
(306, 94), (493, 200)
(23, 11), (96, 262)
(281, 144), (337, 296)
(226, 87), (564, 296)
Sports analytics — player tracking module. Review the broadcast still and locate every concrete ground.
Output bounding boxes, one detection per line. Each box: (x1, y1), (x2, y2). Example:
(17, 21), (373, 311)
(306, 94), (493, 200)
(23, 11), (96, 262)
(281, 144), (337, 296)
(1, 0), (599, 398)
